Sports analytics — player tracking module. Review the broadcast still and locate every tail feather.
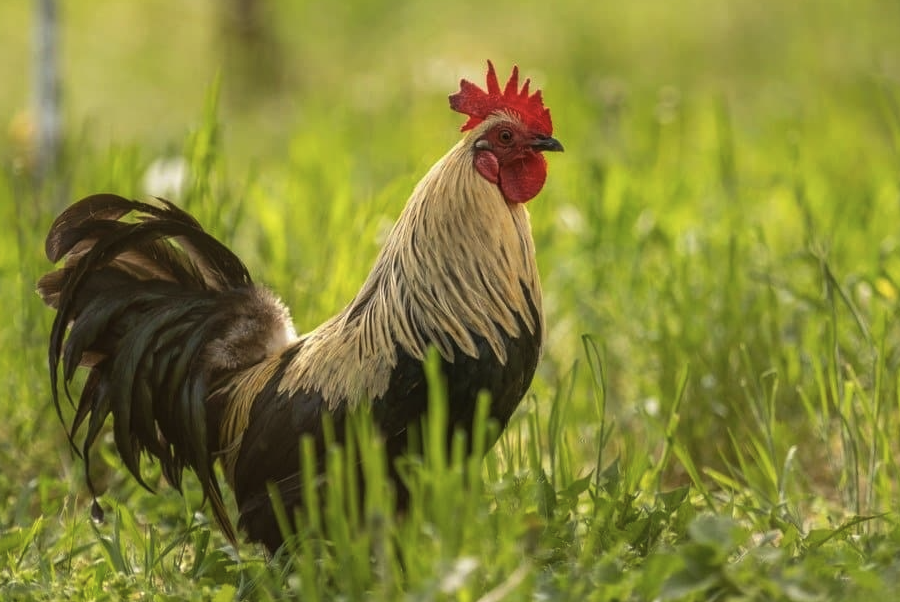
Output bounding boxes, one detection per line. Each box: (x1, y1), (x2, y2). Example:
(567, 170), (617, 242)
(38, 194), (294, 546)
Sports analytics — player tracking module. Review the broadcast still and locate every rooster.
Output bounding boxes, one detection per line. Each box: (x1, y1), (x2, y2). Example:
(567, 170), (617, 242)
(38, 61), (563, 553)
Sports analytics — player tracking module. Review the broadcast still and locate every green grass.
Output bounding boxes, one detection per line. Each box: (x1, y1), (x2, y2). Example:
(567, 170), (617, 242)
(4, 0), (900, 599)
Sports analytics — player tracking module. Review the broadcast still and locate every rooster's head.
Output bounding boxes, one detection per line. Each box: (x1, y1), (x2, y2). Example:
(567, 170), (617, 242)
(449, 61), (563, 204)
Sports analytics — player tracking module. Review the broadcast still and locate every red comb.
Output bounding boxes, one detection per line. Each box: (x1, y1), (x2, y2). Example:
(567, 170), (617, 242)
(449, 61), (553, 135)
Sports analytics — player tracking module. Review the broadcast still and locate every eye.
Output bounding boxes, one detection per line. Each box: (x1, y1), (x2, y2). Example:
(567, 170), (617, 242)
(498, 129), (514, 145)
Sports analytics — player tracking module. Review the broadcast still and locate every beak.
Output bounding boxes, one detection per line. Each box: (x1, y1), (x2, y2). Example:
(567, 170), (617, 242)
(530, 135), (564, 153)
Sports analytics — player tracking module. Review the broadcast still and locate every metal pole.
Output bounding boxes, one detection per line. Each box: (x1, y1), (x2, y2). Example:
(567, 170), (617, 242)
(34, 0), (61, 184)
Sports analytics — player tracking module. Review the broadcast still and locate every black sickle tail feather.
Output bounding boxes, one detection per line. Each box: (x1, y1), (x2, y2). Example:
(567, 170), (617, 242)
(38, 193), (256, 544)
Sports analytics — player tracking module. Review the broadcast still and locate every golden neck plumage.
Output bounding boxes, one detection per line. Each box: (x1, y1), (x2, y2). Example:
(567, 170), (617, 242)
(280, 125), (544, 408)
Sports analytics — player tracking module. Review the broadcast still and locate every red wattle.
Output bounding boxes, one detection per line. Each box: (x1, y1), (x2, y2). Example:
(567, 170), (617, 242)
(499, 154), (547, 204)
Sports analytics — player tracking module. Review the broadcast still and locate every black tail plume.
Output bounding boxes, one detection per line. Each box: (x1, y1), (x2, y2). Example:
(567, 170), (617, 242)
(38, 194), (288, 544)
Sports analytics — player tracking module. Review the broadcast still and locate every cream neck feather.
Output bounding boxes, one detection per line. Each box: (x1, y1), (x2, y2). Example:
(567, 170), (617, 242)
(281, 124), (543, 407)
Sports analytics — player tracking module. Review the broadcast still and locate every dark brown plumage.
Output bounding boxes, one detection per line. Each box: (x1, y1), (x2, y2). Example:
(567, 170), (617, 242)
(38, 62), (562, 552)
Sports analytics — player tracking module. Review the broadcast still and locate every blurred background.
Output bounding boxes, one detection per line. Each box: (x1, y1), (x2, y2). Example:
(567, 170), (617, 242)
(5, 0), (900, 168)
